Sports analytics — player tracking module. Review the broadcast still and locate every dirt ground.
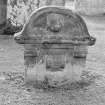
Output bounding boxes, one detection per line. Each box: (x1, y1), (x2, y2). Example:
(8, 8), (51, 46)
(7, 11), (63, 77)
(0, 15), (105, 105)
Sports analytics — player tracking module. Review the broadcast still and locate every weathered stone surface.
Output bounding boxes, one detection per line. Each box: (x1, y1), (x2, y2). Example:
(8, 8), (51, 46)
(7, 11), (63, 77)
(14, 6), (96, 87)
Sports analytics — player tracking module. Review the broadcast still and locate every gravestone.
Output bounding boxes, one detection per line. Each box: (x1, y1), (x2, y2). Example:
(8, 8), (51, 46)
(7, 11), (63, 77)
(14, 6), (96, 87)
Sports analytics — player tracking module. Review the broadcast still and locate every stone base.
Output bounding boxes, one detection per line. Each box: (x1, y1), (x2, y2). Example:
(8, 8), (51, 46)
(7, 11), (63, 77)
(26, 62), (86, 87)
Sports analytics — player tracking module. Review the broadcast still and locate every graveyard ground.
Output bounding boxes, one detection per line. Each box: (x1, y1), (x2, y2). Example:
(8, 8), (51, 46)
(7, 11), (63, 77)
(0, 15), (105, 105)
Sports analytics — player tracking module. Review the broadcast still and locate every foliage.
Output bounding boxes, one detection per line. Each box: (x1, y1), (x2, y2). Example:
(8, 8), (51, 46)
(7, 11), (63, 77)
(3, 18), (23, 35)
(7, 0), (42, 26)
(5, 0), (43, 35)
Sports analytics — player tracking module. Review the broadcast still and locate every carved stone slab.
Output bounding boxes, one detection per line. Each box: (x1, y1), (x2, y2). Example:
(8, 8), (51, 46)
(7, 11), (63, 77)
(14, 6), (96, 87)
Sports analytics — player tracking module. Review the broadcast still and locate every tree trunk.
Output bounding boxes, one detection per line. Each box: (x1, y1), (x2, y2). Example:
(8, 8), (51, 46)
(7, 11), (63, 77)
(0, 0), (7, 34)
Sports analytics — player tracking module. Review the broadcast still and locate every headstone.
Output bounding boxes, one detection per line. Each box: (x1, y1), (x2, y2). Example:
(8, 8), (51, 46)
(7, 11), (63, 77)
(14, 6), (96, 87)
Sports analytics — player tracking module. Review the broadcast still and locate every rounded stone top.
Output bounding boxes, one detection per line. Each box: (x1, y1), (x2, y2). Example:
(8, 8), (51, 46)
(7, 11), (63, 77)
(14, 6), (96, 46)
